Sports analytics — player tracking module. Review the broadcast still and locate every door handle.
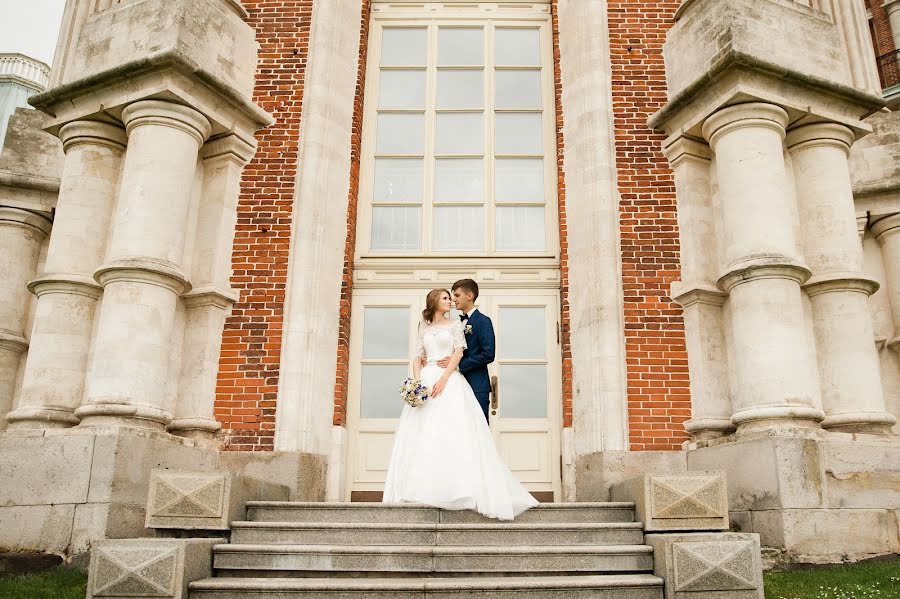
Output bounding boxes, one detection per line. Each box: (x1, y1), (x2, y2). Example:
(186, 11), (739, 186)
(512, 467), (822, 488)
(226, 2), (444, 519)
(490, 375), (499, 410)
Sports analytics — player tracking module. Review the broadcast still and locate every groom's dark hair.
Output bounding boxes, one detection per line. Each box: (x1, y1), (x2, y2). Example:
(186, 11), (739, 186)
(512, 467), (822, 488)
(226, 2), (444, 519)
(452, 279), (479, 301)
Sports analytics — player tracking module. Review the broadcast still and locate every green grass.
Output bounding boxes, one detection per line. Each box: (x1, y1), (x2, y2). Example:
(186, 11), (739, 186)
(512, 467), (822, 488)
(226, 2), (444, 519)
(765, 559), (900, 599)
(0, 569), (87, 599)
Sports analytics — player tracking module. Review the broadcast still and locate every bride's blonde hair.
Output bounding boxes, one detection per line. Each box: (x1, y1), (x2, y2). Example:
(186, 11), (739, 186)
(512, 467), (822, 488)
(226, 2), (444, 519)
(422, 288), (450, 324)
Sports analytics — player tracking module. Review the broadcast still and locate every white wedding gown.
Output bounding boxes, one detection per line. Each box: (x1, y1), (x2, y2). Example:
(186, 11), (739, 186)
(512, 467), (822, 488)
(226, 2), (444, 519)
(382, 319), (538, 520)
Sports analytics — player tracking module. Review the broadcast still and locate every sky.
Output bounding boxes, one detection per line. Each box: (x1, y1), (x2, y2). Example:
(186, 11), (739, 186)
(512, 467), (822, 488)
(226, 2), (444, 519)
(0, 0), (66, 66)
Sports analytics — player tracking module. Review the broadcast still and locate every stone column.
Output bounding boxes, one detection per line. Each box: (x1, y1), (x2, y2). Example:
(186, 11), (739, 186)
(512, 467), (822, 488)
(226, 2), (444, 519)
(787, 123), (895, 433)
(6, 122), (126, 430)
(872, 214), (900, 354)
(169, 136), (252, 441)
(883, 1), (900, 55)
(76, 100), (210, 430)
(702, 103), (824, 433)
(0, 208), (51, 428)
(664, 137), (734, 440)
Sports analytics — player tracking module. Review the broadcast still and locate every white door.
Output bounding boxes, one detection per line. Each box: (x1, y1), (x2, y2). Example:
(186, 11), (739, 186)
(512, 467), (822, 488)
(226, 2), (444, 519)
(344, 288), (561, 501)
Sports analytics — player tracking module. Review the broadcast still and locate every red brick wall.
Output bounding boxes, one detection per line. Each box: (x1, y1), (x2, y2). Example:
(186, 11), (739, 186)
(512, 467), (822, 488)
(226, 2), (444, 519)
(607, 1), (691, 451)
(214, 0), (314, 451)
(867, 0), (898, 57)
(333, 0), (373, 427)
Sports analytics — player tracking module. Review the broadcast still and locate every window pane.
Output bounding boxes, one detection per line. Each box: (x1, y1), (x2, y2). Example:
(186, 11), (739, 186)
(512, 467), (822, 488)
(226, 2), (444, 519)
(376, 113), (425, 154)
(371, 206), (421, 251)
(499, 307), (546, 359)
(363, 307), (410, 359)
(496, 206), (545, 251)
(495, 113), (541, 154)
(374, 158), (423, 203)
(436, 113), (483, 154)
(433, 206), (483, 251)
(437, 70), (483, 109)
(379, 70), (426, 109)
(499, 364), (547, 418)
(435, 159), (483, 202)
(361, 364), (409, 418)
(438, 27), (484, 65)
(382, 28), (426, 66)
(495, 158), (543, 203)
(495, 28), (540, 66)
(495, 70), (541, 109)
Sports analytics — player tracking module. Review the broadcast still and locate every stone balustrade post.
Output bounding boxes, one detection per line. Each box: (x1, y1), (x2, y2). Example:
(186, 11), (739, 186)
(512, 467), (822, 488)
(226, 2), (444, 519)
(0, 208), (51, 429)
(76, 100), (210, 431)
(664, 137), (734, 440)
(787, 123), (895, 433)
(168, 135), (253, 441)
(6, 121), (126, 430)
(872, 214), (900, 354)
(702, 102), (824, 433)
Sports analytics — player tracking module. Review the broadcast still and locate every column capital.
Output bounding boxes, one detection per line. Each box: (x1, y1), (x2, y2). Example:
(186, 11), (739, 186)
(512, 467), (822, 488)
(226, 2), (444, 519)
(200, 134), (257, 166)
(718, 262), (812, 293)
(702, 103), (789, 146)
(803, 272), (880, 297)
(662, 135), (712, 167)
(28, 272), (102, 299)
(785, 122), (855, 154)
(884, 0), (900, 15)
(870, 213), (900, 243)
(94, 259), (192, 295)
(122, 100), (212, 146)
(58, 120), (127, 153)
(0, 206), (52, 237)
(670, 281), (727, 307)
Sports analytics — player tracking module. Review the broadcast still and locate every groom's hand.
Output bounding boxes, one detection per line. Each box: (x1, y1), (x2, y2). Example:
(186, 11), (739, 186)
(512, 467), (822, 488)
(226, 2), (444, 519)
(436, 356), (451, 368)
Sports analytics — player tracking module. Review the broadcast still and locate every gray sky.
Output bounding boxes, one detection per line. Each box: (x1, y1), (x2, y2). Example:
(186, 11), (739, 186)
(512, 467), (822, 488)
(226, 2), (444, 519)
(0, 0), (66, 66)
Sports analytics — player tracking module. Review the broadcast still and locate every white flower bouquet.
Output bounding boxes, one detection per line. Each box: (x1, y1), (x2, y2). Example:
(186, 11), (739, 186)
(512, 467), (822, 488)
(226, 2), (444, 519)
(400, 377), (429, 407)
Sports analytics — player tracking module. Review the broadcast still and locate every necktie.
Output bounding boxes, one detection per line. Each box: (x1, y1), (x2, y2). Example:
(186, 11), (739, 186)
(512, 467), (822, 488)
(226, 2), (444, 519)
(460, 313), (467, 322)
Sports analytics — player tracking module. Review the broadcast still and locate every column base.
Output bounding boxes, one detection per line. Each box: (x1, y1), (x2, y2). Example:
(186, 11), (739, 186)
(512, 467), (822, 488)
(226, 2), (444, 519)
(684, 418), (736, 441)
(167, 417), (222, 442)
(731, 404), (825, 434)
(821, 411), (897, 434)
(6, 406), (81, 429)
(74, 403), (172, 431)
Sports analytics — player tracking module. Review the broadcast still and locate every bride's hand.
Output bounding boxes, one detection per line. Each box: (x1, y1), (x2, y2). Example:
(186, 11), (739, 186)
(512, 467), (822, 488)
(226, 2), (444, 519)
(432, 376), (449, 398)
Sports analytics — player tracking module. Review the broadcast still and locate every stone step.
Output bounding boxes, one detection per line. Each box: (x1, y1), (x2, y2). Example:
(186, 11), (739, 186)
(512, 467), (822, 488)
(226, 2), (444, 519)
(244, 502), (636, 525)
(229, 521), (646, 546)
(212, 544), (654, 575)
(190, 574), (664, 598)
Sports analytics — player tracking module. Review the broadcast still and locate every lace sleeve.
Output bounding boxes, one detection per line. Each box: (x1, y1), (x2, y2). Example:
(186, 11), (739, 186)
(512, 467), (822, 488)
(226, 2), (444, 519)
(414, 323), (426, 360)
(451, 320), (468, 351)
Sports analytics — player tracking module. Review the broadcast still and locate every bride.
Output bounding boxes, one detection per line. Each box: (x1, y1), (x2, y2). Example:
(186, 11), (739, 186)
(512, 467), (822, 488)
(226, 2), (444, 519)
(382, 288), (538, 520)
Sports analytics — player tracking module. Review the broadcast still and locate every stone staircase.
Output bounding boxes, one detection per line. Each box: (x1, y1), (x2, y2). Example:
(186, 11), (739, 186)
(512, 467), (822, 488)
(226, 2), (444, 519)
(188, 501), (665, 598)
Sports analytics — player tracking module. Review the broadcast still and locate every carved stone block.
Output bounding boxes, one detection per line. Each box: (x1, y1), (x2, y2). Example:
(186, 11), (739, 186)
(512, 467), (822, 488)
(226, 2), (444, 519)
(145, 469), (289, 530)
(610, 471), (728, 531)
(87, 538), (221, 599)
(645, 532), (764, 599)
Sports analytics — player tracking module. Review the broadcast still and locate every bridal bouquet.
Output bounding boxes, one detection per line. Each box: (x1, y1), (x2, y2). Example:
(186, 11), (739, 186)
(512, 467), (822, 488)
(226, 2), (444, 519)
(400, 377), (429, 407)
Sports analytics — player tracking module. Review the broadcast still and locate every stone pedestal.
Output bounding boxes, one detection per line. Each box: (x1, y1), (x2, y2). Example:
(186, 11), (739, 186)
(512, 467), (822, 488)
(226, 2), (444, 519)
(702, 103), (823, 433)
(788, 123), (895, 433)
(610, 471), (729, 532)
(76, 101), (210, 431)
(0, 207), (51, 429)
(7, 121), (126, 430)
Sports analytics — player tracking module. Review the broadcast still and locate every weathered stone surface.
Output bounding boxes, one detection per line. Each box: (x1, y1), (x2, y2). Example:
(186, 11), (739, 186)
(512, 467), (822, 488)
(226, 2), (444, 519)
(0, 108), (63, 183)
(575, 451), (688, 501)
(666, 0), (851, 101)
(0, 433), (93, 505)
(645, 532), (763, 599)
(69, 0), (257, 96)
(823, 435), (900, 509)
(611, 471), (728, 532)
(687, 436), (825, 511)
(218, 451), (326, 501)
(0, 504), (75, 553)
(851, 111), (900, 197)
(87, 538), (221, 599)
(146, 469), (288, 530)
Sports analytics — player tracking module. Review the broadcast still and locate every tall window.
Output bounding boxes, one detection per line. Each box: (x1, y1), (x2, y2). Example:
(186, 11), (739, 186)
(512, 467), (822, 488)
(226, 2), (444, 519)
(359, 6), (556, 257)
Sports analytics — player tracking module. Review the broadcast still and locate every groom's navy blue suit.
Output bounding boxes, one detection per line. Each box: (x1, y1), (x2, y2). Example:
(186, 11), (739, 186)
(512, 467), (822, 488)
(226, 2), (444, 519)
(458, 309), (495, 422)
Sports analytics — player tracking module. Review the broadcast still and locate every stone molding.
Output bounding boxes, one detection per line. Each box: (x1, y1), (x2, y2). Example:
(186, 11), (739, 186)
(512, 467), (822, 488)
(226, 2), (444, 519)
(182, 285), (239, 309)
(74, 402), (174, 428)
(870, 212), (900, 243)
(701, 102), (789, 146)
(122, 100), (212, 146)
(27, 272), (102, 299)
(803, 272), (880, 297)
(0, 206), (52, 236)
(684, 418), (736, 437)
(717, 262), (812, 293)
(87, 538), (222, 599)
(662, 135), (712, 167)
(610, 471), (729, 532)
(730, 404), (825, 428)
(199, 134), (256, 166)
(785, 122), (855, 153)
(820, 410), (897, 430)
(58, 120), (127, 153)
(0, 330), (28, 354)
(94, 259), (192, 296)
(670, 282), (727, 308)
(645, 532), (764, 599)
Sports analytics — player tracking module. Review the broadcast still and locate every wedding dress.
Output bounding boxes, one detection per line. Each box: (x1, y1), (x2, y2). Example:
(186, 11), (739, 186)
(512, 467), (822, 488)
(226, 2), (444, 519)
(382, 319), (538, 520)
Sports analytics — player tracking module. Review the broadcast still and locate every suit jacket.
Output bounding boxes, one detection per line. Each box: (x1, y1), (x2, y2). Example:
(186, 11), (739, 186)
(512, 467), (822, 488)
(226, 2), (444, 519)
(458, 309), (495, 394)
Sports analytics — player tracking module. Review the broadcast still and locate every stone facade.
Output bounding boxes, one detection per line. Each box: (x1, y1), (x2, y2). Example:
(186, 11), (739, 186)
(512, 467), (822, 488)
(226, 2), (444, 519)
(0, 0), (898, 568)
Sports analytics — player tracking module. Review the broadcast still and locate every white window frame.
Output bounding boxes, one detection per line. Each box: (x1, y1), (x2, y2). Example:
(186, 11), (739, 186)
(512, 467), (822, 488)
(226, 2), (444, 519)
(357, 2), (559, 260)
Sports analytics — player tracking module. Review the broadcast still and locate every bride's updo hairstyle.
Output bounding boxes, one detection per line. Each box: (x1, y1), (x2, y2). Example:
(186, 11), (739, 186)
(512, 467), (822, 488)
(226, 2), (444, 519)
(422, 288), (450, 324)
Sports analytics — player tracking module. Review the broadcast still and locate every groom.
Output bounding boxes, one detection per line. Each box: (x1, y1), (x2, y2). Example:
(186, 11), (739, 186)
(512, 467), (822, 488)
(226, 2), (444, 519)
(437, 279), (495, 422)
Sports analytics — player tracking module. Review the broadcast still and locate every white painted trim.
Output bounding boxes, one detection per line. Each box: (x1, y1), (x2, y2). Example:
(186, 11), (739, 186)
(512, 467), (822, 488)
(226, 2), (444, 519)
(557, 0), (629, 453)
(274, 0), (364, 454)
